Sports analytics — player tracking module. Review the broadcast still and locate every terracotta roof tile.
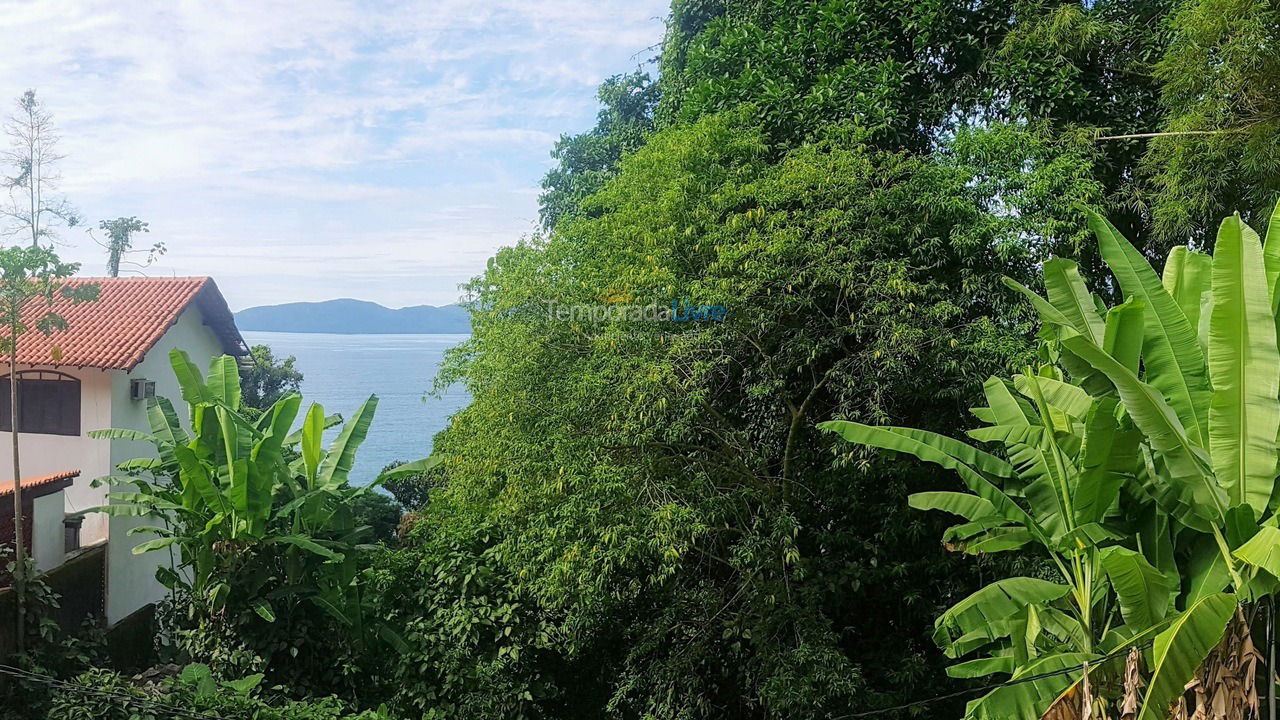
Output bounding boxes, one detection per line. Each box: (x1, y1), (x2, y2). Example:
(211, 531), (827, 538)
(12, 277), (247, 370)
(0, 469), (79, 498)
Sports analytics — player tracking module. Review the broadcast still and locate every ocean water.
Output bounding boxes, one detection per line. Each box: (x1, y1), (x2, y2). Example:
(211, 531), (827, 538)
(241, 332), (471, 486)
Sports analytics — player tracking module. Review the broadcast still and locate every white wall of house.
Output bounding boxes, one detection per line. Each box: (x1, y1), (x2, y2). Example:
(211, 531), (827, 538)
(106, 306), (223, 624)
(0, 365), (114, 544)
(32, 490), (65, 572)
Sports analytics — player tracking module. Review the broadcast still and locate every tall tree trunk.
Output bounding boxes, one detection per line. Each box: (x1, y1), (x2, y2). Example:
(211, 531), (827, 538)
(10, 348), (23, 655)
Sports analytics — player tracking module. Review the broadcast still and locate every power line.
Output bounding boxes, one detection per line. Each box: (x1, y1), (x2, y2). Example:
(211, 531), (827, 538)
(833, 641), (1153, 719)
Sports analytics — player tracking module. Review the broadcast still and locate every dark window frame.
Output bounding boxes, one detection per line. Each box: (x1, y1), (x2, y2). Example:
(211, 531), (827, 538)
(0, 370), (82, 436)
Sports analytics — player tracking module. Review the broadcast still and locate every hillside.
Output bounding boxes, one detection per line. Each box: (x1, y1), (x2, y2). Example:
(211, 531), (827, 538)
(235, 298), (471, 334)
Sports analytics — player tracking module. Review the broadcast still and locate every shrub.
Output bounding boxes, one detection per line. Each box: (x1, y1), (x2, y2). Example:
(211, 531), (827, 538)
(42, 667), (390, 720)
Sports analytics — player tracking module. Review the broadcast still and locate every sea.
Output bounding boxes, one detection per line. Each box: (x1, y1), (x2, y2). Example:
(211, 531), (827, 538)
(241, 332), (471, 486)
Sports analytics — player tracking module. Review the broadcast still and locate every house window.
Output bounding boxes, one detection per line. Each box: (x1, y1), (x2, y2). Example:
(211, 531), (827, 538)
(64, 515), (82, 553)
(0, 371), (81, 436)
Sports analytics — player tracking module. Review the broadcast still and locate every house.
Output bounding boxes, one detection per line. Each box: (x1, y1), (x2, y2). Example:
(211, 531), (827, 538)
(0, 277), (246, 628)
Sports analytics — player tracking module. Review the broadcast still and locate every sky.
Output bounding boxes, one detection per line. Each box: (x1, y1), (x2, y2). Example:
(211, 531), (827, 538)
(0, 0), (669, 310)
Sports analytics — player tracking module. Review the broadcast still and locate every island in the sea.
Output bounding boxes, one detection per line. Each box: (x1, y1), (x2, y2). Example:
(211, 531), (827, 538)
(236, 298), (471, 334)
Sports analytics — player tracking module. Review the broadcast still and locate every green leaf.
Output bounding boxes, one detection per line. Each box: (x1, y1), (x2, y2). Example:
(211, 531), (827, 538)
(88, 428), (164, 444)
(968, 652), (1096, 720)
(268, 534), (344, 562)
(377, 455), (444, 481)
(1003, 277), (1076, 329)
(208, 583), (229, 612)
(819, 421), (1031, 528)
(300, 403), (325, 488)
(1092, 211), (1211, 446)
(1207, 214), (1280, 516)
(1043, 258), (1106, 345)
(206, 355), (243, 410)
(1138, 593), (1236, 720)
(251, 598), (276, 623)
(131, 537), (179, 554)
(945, 656), (1014, 679)
(908, 491), (997, 521)
(959, 527), (1033, 554)
(1060, 334), (1223, 524)
(1186, 536), (1233, 605)
(1100, 546), (1173, 629)
(1232, 525), (1280, 577)
(316, 395), (378, 489)
(1163, 247), (1213, 340)
(1261, 198), (1280, 320)
(170, 349), (212, 406)
(222, 674), (264, 695)
(1103, 298), (1145, 374)
(1013, 374), (1092, 419)
(1073, 397), (1134, 525)
(934, 577), (1070, 649)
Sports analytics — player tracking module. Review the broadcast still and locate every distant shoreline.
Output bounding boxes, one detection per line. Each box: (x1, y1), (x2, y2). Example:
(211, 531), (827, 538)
(236, 298), (471, 335)
(241, 329), (471, 336)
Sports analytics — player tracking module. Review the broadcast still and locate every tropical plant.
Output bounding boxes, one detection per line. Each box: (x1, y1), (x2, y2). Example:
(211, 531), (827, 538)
(0, 244), (97, 653)
(43, 666), (392, 720)
(91, 349), (401, 694)
(822, 202), (1280, 719)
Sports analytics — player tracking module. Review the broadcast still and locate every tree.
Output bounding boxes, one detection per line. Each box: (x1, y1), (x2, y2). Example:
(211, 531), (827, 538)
(240, 344), (303, 410)
(422, 111), (1102, 717)
(0, 245), (96, 653)
(95, 216), (165, 277)
(1141, 0), (1280, 241)
(0, 90), (79, 247)
(538, 72), (658, 229)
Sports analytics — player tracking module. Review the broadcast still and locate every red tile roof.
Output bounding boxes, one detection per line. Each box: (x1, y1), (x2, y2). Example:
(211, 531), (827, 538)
(12, 277), (246, 370)
(0, 469), (79, 498)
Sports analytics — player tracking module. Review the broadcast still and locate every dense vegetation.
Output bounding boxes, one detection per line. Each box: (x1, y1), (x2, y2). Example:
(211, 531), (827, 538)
(829, 205), (1280, 718)
(12, 0), (1280, 718)
(397, 0), (1280, 717)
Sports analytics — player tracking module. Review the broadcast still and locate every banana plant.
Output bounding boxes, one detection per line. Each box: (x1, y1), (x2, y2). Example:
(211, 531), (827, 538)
(821, 202), (1280, 719)
(90, 349), (395, 650)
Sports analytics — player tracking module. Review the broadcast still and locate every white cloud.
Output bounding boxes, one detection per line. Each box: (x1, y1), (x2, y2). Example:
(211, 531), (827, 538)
(0, 0), (668, 307)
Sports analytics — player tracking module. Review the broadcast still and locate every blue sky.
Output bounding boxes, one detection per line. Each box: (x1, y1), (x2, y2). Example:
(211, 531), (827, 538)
(0, 1), (668, 309)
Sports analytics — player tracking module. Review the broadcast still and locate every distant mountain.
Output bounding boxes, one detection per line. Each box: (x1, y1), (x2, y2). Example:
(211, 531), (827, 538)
(235, 299), (471, 334)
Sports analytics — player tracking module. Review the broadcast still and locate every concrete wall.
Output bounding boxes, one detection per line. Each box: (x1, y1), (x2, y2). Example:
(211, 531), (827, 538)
(32, 491), (64, 572)
(0, 366), (114, 544)
(106, 306), (223, 624)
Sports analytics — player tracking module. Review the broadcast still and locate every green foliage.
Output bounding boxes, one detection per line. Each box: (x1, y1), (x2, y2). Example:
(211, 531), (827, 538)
(824, 204), (1280, 717)
(96, 216), (162, 277)
(365, 532), (568, 719)
(241, 343), (305, 410)
(0, 244), (98, 356)
(415, 105), (1107, 717)
(350, 490), (402, 545)
(539, 72), (658, 229)
(42, 667), (389, 720)
(93, 350), (398, 698)
(1143, 0), (1280, 240)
